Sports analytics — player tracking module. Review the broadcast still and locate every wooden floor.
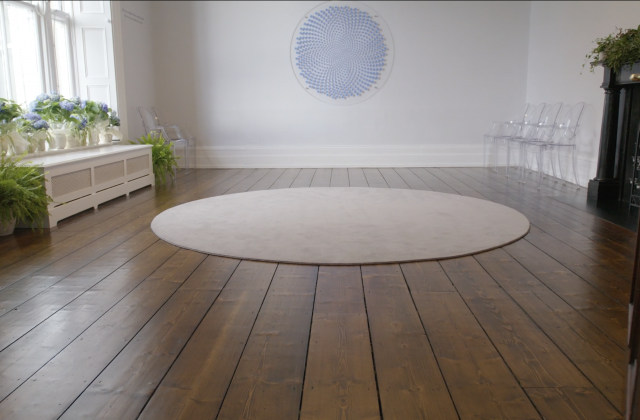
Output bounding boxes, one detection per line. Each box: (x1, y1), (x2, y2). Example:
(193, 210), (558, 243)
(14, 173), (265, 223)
(0, 167), (632, 420)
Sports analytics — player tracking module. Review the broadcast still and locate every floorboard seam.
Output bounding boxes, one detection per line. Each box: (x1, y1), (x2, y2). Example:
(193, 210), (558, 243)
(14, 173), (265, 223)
(436, 259), (547, 420)
(0, 236), (162, 352)
(469, 254), (624, 416)
(56, 252), (210, 419)
(296, 265), (320, 420)
(398, 264), (461, 420)
(212, 263), (279, 420)
(133, 257), (243, 420)
(0, 246), (181, 405)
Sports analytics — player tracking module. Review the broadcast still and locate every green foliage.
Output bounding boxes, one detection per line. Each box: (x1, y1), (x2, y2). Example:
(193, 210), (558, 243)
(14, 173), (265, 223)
(584, 25), (640, 73)
(0, 152), (52, 229)
(0, 99), (23, 123)
(31, 96), (78, 124)
(131, 132), (180, 185)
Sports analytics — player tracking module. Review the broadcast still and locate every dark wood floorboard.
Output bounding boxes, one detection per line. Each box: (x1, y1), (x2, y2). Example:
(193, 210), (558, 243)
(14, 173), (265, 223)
(299, 266), (380, 420)
(0, 168), (631, 420)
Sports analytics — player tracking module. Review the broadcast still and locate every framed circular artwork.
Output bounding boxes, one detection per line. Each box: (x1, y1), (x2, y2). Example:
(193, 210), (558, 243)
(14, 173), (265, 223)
(290, 1), (394, 105)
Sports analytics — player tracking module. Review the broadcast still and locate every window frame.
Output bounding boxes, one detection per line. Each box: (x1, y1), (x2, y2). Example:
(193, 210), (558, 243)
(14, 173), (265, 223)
(0, 0), (77, 103)
(50, 6), (77, 97)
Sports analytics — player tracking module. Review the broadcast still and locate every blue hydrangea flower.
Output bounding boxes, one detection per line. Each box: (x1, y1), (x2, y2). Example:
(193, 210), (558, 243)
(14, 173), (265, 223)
(80, 100), (87, 110)
(24, 112), (41, 121)
(100, 102), (109, 113)
(72, 114), (87, 129)
(28, 101), (38, 112)
(33, 120), (49, 130)
(36, 93), (49, 101)
(49, 91), (60, 102)
(59, 100), (75, 112)
(70, 96), (80, 104)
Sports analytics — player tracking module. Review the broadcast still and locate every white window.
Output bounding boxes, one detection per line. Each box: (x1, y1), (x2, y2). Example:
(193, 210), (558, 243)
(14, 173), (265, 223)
(51, 3), (75, 97)
(0, 1), (97, 106)
(0, 1), (46, 104)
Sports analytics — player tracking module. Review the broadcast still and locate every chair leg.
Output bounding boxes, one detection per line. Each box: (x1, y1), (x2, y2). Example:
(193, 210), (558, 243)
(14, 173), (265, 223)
(492, 139), (498, 172)
(537, 148), (545, 189)
(571, 146), (579, 188)
(549, 149), (558, 182)
(506, 142), (512, 178)
(557, 150), (566, 184)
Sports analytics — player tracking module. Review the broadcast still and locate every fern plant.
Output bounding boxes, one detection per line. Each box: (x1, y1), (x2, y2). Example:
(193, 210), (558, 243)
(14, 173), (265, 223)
(131, 132), (180, 185)
(0, 152), (52, 229)
(584, 25), (640, 73)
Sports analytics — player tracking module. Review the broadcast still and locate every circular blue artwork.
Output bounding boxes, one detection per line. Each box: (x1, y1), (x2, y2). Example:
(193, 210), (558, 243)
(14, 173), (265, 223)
(291, 2), (394, 105)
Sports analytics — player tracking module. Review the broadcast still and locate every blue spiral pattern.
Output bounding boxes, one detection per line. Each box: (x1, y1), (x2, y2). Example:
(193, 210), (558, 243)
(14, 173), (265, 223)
(294, 5), (387, 100)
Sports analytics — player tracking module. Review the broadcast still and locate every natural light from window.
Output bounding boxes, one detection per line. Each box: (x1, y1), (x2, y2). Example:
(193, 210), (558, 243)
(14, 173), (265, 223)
(5, 2), (42, 105)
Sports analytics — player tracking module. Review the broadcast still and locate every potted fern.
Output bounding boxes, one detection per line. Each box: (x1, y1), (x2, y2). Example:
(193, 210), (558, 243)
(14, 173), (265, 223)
(130, 132), (180, 185)
(0, 152), (53, 236)
(584, 25), (640, 73)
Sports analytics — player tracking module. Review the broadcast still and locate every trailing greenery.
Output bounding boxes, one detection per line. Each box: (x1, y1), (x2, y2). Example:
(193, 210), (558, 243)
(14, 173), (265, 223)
(0, 152), (52, 229)
(131, 132), (180, 185)
(584, 25), (640, 73)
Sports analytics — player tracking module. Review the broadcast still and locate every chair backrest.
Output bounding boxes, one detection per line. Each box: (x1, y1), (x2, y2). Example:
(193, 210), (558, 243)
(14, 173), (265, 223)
(556, 102), (586, 143)
(538, 102), (563, 137)
(138, 107), (160, 133)
(511, 103), (532, 124)
(525, 103), (548, 125)
(563, 102), (585, 130)
(540, 102), (563, 126)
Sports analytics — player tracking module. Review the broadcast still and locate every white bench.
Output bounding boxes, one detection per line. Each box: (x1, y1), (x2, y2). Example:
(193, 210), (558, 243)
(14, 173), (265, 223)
(22, 145), (154, 228)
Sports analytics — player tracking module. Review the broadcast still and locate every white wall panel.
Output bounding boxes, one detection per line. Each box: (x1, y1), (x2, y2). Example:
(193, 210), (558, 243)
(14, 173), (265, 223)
(86, 85), (110, 104)
(150, 1), (531, 168)
(72, 1), (118, 115)
(81, 28), (109, 78)
(80, 1), (104, 14)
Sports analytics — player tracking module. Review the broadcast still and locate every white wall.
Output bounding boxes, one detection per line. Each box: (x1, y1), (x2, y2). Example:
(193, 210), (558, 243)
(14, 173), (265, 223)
(151, 1), (531, 168)
(526, 1), (640, 186)
(119, 1), (156, 141)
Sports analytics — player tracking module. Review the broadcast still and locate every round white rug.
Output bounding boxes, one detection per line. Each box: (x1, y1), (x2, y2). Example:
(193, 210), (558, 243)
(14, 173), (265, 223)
(151, 188), (530, 265)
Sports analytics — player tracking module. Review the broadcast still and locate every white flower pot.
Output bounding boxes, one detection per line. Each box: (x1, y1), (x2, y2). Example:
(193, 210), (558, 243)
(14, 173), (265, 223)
(9, 132), (30, 154)
(99, 133), (113, 145)
(50, 132), (66, 150)
(0, 218), (16, 236)
(65, 133), (80, 149)
(88, 131), (100, 146)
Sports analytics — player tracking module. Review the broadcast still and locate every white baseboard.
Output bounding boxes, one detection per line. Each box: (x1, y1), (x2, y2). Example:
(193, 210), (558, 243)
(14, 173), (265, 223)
(194, 145), (485, 168)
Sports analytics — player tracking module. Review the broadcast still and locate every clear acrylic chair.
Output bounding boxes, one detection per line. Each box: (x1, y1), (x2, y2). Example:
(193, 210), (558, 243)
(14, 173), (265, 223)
(485, 103), (531, 173)
(494, 103), (547, 178)
(521, 102), (585, 189)
(138, 107), (196, 172)
(518, 102), (564, 183)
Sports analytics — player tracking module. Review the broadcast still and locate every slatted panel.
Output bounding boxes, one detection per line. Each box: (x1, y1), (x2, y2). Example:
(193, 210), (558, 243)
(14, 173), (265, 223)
(126, 155), (149, 175)
(51, 168), (92, 198)
(94, 160), (124, 185)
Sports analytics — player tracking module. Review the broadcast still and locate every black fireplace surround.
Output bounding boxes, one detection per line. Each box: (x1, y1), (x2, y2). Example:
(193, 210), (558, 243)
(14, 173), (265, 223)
(588, 61), (640, 206)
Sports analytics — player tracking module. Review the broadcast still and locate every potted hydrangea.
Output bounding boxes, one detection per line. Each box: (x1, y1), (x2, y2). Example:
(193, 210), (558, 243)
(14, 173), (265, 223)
(100, 109), (120, 144)
(29, 92), (79, 150)
(82, 100), (110, 145)
(18, 112), (50, 153)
